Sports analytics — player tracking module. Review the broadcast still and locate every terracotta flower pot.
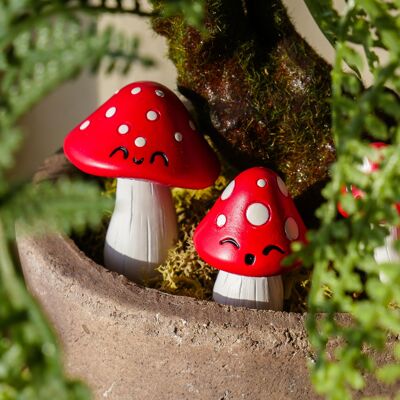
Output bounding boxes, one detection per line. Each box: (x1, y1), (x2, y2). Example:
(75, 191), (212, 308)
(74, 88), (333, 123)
(16, 153), (395, 400)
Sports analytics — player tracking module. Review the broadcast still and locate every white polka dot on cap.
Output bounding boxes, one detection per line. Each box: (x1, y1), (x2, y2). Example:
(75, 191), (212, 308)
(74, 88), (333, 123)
(174, 132), (183, 142)
(118, 124), (129, 134)
(80, 120), (90, 130)
(246, 203), (270, 226)
(221, 180), (235, 200)
(146, 110), (158, 121)
(257, 179), (267, 188)
(105, 107), (116, 118)
(131, 87), (141, 95)
(134, 137), (146, 147)
(277, 176), (288, 196)
(285, 217), (299, 240)
(216, 214), (227, 227)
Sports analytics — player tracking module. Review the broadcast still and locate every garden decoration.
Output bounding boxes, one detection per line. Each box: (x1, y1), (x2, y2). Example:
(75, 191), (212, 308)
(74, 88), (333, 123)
(6, 0), (400, 398)
(338, 142), (388, 218)
(194, 167), (307, 310)
(64, 81), (220, 283)
(338, 142), (400, 274)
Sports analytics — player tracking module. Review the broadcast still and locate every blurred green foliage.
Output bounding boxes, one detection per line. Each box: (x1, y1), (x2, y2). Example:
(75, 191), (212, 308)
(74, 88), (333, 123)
(303, 1), (400, 398)
(2, 0), (400, 399)
(0, 0), (155, 398)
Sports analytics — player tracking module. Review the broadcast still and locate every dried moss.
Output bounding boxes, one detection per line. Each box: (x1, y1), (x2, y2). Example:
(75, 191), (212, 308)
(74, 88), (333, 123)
(154, 174), (228, 299)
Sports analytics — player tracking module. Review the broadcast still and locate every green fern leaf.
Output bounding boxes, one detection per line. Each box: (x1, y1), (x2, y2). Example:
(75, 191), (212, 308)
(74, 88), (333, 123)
(0, 179), (112, 239)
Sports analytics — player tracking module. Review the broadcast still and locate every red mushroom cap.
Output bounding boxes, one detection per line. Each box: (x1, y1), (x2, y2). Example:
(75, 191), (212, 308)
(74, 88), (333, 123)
(337, 142), (400, 217)
(194, 167), (307, 277)
(63, 81), (220, 189)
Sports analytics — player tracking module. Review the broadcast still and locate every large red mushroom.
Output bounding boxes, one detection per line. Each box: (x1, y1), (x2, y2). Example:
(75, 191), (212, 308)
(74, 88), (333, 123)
(64, 81), (220, 283)
(194, 167), (307, 310)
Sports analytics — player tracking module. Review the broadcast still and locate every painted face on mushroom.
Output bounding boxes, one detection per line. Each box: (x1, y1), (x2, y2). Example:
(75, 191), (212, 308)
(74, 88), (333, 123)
(64, 81), (220, 283)
(64, 81), (219, 189)
(194, 167), (307, 277)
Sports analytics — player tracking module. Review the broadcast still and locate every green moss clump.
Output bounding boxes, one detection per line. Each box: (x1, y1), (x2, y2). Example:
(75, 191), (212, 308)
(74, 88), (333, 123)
(152, 0), (334, 216)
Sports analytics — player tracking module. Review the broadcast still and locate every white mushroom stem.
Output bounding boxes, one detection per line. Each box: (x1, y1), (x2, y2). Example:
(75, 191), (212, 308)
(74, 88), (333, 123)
(374, 225), (400, 283)
(213, 270), (283, 311)
(104, 178), (177, 284)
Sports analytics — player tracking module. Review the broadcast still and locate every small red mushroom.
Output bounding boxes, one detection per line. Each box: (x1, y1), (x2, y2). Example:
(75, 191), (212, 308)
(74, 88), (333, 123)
(337, 142), (400, 275)
(64, 81), (220, 283)
(194, 167), (307, 310)
(338, 142), (388, 218)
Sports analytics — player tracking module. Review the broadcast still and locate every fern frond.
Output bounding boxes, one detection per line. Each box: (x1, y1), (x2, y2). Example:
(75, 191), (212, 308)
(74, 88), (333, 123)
(0, 17), (153, 129)
(0, 10), (154, 179)
(0, 126), (22, 194)
(0, 179), (113, 239)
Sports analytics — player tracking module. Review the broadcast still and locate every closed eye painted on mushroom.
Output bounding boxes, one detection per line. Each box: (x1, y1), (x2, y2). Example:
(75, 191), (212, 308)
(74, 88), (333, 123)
(109, 146), (129, 159)
(219, 237), (240, 249)
(263, 245), (285, 256)
(150, 151), (169, 167)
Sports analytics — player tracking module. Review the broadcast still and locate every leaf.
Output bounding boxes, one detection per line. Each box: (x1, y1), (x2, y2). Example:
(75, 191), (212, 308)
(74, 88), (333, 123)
(376, 363), (400, 384)
(0, 17), (154, 129)
(0, 179), (113, 239)
(154, 0), (206, 30)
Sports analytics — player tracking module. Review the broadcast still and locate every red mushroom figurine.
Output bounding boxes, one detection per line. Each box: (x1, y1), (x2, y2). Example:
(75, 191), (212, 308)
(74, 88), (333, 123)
(338, 142), (400, 275)
(194, 167), (307, 310)
(64, 81), (220, 283)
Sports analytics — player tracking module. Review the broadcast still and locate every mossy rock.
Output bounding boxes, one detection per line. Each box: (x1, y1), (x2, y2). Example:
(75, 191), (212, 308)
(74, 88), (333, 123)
(152, 0), (334, 208)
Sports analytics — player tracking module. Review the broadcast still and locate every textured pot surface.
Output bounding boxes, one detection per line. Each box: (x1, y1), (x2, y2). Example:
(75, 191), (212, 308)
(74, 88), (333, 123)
(17, 154), (397, 399)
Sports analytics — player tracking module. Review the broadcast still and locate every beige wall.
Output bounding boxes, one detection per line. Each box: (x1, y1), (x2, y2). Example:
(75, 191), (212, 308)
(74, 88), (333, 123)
(14, 1), (339, 179)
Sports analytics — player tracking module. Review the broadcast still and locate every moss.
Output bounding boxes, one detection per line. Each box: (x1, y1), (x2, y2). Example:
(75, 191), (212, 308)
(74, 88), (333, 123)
(74, 168), (310, 311)
(153, 174), (228, 299)
(152, 0), (335, 215)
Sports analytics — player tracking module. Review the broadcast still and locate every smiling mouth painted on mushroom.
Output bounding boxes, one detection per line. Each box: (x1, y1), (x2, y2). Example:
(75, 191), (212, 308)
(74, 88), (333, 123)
(109, 147), (169, 167)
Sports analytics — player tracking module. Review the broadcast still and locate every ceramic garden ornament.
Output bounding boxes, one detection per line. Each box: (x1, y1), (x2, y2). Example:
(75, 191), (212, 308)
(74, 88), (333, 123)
(338, 142), (400, 277)
(194, 167), (307, 310)
(64, 81), (220, 283)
